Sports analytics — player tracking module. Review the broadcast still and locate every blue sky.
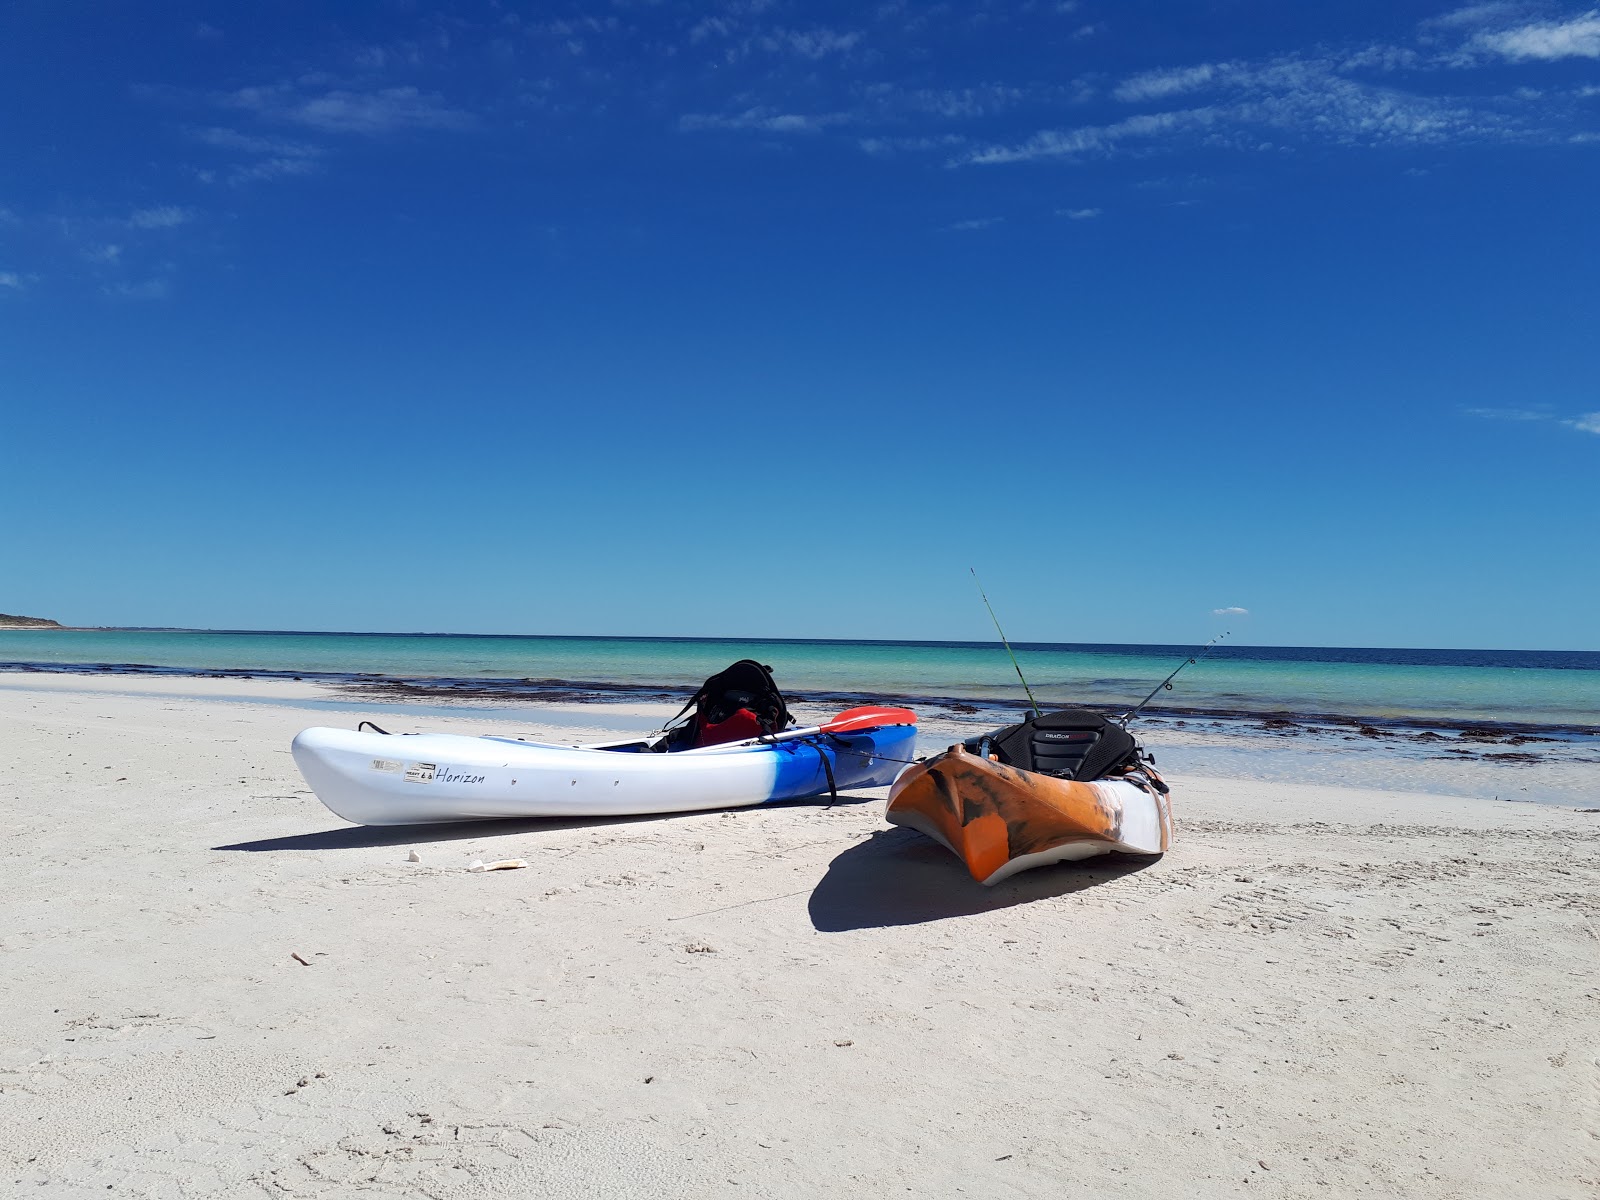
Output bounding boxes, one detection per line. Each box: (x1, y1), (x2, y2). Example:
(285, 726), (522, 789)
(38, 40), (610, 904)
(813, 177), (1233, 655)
(2, 1), (1597, 648)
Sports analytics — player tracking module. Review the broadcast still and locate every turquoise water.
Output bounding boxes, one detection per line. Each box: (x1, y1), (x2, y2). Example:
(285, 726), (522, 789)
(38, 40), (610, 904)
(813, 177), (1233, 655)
(3, 629), (1598, 729)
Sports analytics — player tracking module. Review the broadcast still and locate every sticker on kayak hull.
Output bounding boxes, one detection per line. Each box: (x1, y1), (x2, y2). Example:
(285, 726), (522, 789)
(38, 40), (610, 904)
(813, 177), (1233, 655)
(370, 758), (403, 773)
(404, 762), (437, 784)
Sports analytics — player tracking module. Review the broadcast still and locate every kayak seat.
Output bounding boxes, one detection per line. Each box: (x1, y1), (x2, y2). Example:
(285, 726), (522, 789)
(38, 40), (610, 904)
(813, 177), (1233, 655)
(968, 708), (1139, 782)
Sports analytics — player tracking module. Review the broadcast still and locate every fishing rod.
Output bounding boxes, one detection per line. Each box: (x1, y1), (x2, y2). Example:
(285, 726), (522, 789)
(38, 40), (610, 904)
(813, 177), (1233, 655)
(971, 567), (1043, 718)
(1119, 631), (1231, 726)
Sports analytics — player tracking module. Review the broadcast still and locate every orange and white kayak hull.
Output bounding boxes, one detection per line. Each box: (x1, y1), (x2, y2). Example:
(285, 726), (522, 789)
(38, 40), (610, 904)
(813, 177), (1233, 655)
(885, 744), (1172, 886)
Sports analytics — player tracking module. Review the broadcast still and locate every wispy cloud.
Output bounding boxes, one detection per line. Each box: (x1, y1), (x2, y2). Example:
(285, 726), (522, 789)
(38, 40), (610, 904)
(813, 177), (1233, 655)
(0, 271), (26, 289)
(1465, 405), (1552, 420)
(889, 85), (1028, 120)
(941, 217), (1003, 231)
(858, 133), (967, 156)
(1465, 406), (1600, 434)
(1056, 206), (1101, 219)
(1113, 64), (1218, 104)
(761, 28), (862, 59)
(1213, 606), (1249, 617)
(958, 110), (1216, 166)
(1421, 3), (1530, 33)
(129, 205), (193, 230)
(224, 83), (475, 135)
(969, 44), (1540, 167)
(102, 278), (171, 301)
(688, 17), (861, 61)
(679, 107), (848, 134)
(83, 243), (123, 264)
(1472, 10), (1600, 60)
(191, 126), (323, 185)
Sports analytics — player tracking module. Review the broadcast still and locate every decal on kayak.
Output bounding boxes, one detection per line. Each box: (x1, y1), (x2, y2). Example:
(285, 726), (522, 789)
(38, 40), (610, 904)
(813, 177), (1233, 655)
(369, 758), (403, 773)
(404, 762), (437, 784)
(436, 767), (487, 785)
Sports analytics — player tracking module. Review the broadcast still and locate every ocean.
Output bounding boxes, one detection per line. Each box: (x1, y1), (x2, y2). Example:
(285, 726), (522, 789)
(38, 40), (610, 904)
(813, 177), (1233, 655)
(2, 628), (1596, 732)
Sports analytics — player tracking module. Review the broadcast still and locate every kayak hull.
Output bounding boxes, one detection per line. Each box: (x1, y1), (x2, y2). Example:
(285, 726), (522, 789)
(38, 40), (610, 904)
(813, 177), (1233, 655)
(885, 744), (1172, 885)
(293, 724), (918, 826)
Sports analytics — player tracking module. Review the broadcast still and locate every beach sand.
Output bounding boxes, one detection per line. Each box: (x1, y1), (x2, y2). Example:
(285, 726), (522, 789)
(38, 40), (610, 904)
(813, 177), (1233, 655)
(2, 675), (1596, 1198)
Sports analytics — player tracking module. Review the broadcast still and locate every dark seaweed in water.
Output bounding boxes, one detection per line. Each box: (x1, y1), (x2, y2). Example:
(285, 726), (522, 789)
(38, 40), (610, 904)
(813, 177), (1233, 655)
(1, 657), (1595, 745)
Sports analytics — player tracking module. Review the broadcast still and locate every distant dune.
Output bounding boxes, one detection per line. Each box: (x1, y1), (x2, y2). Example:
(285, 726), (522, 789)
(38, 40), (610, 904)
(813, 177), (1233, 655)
(0, 613), (63, 629)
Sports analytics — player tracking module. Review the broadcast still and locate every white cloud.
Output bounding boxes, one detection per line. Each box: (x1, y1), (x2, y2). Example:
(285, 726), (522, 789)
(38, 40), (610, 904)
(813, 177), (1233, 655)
(225, 84), (474, 135)
(1114, 63), (1219, 103)
(1423, 3), (1529, 32)
(859, 133), (966, 155)
(1213, 607), (1249, 617)
(0, 271), (25, 289)
(193, 127), (317, 156)
(1056, 207), (1101, 219)
(103, 279), (171, 301)
(1474, 11), (1600, 60)
(225, 156), (320, 185)
(679, 107), (847, 133)
(84, 244), (123, 264)
(1340, 44), (1423, 71)
(894, 86), (1026, 120)
(192, 126), (323, 185)
(1465, 405), (1552, 420)
(1063, 51), (1522, 162)
(761, 28), (862, 59)
(1466, 406), (1600, 434)
(942, 217), (1003, 231)
(690, 17), (732, 42)
(958, 110), (1216, 165)
(129, 205), (193, 230)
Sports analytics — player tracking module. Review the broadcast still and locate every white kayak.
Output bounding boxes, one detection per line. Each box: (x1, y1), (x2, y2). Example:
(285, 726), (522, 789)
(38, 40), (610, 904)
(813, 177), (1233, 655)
(292, 707), (918, 826)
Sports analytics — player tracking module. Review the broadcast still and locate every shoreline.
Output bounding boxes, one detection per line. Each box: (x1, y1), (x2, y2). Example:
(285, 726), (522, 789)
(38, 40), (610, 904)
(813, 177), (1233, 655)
(4, 657), (1597, 741)
(4, 670), (1596, 809)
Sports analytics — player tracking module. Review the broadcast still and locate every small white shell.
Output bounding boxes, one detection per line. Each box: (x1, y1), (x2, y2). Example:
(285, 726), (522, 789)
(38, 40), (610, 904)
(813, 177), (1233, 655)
(406, 849), (421, 863)
(467, 859), (487, 873)
(483, 859), (527, 871)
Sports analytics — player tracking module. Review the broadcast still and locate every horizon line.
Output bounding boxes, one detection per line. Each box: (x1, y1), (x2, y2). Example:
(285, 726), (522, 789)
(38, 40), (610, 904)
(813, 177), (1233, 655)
(4, 625), (1598, 657)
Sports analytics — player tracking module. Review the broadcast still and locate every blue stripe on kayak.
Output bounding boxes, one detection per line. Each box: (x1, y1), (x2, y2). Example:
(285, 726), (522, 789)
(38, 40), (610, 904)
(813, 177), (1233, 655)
(766, 724), (918, 802)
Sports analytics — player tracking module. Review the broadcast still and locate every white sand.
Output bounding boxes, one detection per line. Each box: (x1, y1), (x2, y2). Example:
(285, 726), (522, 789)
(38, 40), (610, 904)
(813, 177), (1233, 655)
(2, 675), (1597, 1198)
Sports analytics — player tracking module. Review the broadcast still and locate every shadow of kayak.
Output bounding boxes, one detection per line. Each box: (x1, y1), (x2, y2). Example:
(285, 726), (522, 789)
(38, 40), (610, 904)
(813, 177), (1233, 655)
(213, 792), (879, 852)
(807, 828), (1157, 931)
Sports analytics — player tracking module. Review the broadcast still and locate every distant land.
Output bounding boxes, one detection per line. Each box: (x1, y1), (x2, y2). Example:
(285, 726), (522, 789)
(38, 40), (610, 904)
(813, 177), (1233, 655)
(0, 614), (64, 629)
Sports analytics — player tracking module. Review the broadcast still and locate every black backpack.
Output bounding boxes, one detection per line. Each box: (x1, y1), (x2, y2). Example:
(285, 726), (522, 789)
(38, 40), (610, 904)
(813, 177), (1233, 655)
(665, 659), (793, 746)
(964, 708), (1140, 781)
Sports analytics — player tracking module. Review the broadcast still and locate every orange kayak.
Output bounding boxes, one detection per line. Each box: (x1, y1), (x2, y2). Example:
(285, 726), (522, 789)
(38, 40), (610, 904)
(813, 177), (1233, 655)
(886, 743), (1173, 886)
